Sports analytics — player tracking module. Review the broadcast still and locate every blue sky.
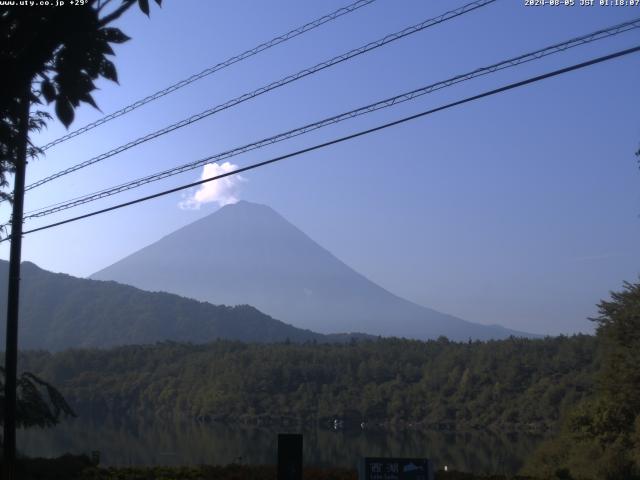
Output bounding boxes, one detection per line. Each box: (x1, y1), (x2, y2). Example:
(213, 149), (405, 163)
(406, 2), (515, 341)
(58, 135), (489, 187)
(2, 0), (639, 335)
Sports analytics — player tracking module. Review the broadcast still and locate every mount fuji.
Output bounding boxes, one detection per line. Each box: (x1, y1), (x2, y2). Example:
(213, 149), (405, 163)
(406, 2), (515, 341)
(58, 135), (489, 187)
(91, 201), (532, 341)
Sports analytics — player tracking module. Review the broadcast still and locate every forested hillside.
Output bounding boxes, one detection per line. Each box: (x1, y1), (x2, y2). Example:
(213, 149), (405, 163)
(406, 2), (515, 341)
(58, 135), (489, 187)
(0, 261), (349, 350)
(19, 335), (597, 432)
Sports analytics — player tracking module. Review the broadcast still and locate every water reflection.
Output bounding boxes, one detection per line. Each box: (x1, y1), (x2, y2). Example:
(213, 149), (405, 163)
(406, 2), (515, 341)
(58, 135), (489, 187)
(18, 417), (543, 475)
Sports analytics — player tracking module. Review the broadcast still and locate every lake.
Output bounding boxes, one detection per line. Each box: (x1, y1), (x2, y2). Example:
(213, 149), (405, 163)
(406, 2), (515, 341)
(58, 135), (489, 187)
(18, 417), (543, 475)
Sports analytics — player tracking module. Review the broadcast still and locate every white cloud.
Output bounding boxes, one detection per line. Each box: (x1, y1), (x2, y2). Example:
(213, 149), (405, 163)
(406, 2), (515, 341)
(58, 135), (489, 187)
(178, 162), (245, 210)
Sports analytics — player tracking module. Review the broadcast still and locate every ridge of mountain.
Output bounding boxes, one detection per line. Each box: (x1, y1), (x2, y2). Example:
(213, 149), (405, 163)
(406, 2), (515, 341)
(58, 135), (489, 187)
(91, 201), (534, 341)
(0, 260), (366, 351)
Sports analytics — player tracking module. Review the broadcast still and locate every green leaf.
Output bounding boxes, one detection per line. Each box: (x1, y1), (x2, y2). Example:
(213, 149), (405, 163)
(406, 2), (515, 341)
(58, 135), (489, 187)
(96, 39), (115, 56)
(55, 97), (74, 128)
(101, 27), (131, 44)
(41, 78), (56, 104)
(84, 52), (101, 77)
(138, 0), (150, 15)
(99, 58), (118, 84)
(79, 92), (100, 111)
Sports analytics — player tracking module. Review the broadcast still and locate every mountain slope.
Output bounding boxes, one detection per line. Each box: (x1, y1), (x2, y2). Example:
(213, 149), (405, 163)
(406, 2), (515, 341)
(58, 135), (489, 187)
(0, 260), (332, 351)
(92, 201), (531, 340)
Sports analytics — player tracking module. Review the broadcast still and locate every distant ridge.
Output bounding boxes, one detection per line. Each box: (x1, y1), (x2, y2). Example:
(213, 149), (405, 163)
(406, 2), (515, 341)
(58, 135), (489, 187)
(0, 260), (366, 351)
(92, 201), (534, 340)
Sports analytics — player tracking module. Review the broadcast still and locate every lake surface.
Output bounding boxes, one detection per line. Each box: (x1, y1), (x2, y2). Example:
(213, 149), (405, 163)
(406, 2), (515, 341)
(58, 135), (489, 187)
(18, 417), (543, 475)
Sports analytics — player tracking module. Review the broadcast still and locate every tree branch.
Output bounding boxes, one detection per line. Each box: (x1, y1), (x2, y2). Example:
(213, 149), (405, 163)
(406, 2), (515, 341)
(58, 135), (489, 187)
(97, 0), (116, 13)
(98, 0), (136, 27)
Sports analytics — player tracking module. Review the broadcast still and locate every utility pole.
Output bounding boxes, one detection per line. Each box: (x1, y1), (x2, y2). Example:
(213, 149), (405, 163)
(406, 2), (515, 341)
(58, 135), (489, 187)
(3, 88), (30, 480)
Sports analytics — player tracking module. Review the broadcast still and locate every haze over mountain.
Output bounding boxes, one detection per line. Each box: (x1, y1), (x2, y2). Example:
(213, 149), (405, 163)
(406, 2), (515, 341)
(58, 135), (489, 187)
(92, 201), (531, 340)
(0, 260), (360, 351)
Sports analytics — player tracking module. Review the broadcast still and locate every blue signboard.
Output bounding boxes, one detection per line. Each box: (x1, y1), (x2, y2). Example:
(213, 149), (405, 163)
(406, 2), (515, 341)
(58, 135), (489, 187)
(359, 457), (434, 480)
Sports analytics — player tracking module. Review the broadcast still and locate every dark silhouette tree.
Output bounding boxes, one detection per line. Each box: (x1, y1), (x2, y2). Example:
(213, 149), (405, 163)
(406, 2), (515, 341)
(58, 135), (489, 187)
(1, 2), (161, 476)
(1, 0), (161, 199)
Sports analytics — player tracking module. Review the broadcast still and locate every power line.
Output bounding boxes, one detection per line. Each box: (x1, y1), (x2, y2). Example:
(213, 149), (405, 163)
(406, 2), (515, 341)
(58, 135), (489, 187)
(24, 0), (497, 193)
(7, 44), (638, 242)
(38, 0), (378, 152)
(23, 17), (640, 220)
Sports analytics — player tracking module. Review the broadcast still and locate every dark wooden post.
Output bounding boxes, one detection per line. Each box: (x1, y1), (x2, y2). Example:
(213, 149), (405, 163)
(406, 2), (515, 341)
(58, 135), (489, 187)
(3, 88), (30, 480)
(277, 433), (303, 480)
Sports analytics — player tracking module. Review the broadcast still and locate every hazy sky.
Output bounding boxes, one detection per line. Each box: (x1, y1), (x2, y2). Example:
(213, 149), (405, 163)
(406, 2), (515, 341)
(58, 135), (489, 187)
(2, 0), (639, 335)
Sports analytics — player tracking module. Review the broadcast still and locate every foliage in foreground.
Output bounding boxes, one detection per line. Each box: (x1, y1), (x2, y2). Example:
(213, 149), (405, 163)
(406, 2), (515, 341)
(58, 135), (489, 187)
(0, 0), (160, 202)
(19, 335), (597, 432)
(522, 281), (640, 480)
(0, 366), (75, 429)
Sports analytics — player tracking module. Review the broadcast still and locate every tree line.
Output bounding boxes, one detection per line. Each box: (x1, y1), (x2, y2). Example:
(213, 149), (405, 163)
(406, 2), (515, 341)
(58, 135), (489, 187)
(18, 334), (597, 433)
